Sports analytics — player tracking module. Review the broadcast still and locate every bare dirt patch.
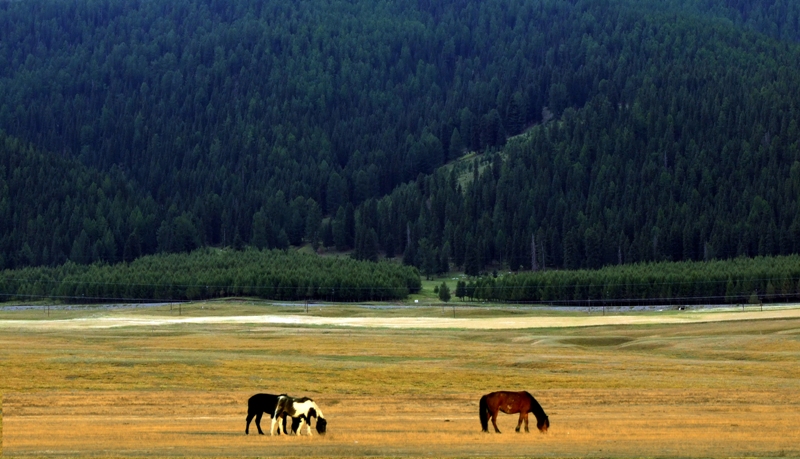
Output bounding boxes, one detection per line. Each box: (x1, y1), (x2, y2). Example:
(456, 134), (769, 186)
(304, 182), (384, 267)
(3, 305), (800, 330)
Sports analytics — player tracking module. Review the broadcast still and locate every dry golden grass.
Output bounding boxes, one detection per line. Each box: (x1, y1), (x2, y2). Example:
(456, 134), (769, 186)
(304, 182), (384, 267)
(2, 305), (800, 457)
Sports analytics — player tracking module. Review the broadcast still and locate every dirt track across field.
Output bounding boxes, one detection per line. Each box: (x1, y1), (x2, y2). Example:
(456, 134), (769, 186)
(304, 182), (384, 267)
(2, 306), (800, 330)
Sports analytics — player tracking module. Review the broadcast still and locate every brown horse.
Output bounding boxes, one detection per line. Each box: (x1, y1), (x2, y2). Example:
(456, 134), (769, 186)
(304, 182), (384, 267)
(479, 391), (549, 433)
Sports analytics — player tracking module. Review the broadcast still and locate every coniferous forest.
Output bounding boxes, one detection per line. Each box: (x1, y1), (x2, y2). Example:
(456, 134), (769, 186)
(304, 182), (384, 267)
(458, 255), (800, 305)
(0, 249), (421, 302)
(3, 0), (800, 301)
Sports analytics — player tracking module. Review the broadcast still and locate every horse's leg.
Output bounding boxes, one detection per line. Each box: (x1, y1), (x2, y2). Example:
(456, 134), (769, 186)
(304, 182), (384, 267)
(306, 416), (314, 436)
(270, 414), (280, 436)
(523, 412), (530, 433)
(279, 414), (288, 435)
(255, 412), (265, 435)
(515, 412), (523, 433)
(246, 412), (254, 435)
(297, 417), (308, 436)
(491, 410), (501, 433)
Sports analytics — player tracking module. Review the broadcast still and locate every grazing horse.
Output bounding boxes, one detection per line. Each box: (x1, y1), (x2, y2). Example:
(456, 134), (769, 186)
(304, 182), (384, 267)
(245, 393), (299, 435)
(479, 391), (549, 434)
(271, 395), (327, 436)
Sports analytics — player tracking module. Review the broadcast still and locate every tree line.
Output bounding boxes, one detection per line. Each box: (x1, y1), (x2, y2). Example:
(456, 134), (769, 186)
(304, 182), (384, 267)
(0, 248), (421, 303)
(458, 255), (800, 306)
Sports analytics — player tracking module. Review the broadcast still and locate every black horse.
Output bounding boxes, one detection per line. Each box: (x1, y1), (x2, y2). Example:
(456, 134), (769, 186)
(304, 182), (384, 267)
(245, 393), (301, 435)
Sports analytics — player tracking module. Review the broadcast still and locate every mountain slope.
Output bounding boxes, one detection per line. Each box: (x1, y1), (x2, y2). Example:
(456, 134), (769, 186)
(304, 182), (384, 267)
(2, 0), (800, 272)
(0, 131), (159, 269)
(363, 1), (800, 273)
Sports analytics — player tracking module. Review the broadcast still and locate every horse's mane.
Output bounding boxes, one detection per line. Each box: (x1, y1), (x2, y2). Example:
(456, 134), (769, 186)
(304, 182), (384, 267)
(524, 391), (549, 429)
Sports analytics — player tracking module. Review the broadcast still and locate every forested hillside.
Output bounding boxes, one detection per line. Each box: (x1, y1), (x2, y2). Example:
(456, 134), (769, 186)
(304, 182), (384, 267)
(0, 133), (160, 268)
(675, 0), (800, 41)
(2, 0), (800, 274)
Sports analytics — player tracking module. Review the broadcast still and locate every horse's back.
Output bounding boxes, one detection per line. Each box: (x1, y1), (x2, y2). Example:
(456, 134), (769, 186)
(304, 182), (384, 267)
(483, 390), (534, 413)
(485, 390), (527, 397)
(248, 393), (282, 414)
(484, 390), (527, 402)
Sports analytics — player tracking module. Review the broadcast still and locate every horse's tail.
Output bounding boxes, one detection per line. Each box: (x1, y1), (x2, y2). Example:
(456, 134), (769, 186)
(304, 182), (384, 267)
(479, 395), (490, 432)
(246, 394), (257, 417)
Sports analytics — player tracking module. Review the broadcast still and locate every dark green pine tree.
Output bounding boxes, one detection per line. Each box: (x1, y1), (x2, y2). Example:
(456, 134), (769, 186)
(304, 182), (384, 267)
(438, 281), (451, 302)
(321, 220), (334, 248)
(463, 233), (482, 276)
(123, 231), (142, 262)
(403, 239), (416, 267)
(449, 128), (464, 160)
(344, 203), (356, 248)
(352, 221), (379, 262)
(251, 211), (270, 249)
(333, 206), (348, 251)
(305, 198), (322, 250)
(418, 238), (439, 280)
(455, 280), (466, 300)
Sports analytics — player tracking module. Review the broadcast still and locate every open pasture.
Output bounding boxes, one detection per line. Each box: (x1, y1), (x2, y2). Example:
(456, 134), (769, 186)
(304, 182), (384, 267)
(2, 304), (800, 457)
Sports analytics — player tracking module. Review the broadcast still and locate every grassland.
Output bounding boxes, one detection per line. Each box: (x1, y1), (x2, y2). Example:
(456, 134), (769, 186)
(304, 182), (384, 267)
(1, 302), (800, 457)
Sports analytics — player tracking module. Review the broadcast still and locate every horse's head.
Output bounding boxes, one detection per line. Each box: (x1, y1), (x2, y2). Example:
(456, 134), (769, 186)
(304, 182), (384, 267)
(537, 415), (550, 433)
(316, 417), (327, 435)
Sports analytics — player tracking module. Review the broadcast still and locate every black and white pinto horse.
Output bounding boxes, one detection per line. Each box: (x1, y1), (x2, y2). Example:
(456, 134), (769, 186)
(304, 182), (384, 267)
(271, 395), (327, 436)
(245, 393), (301, 435)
